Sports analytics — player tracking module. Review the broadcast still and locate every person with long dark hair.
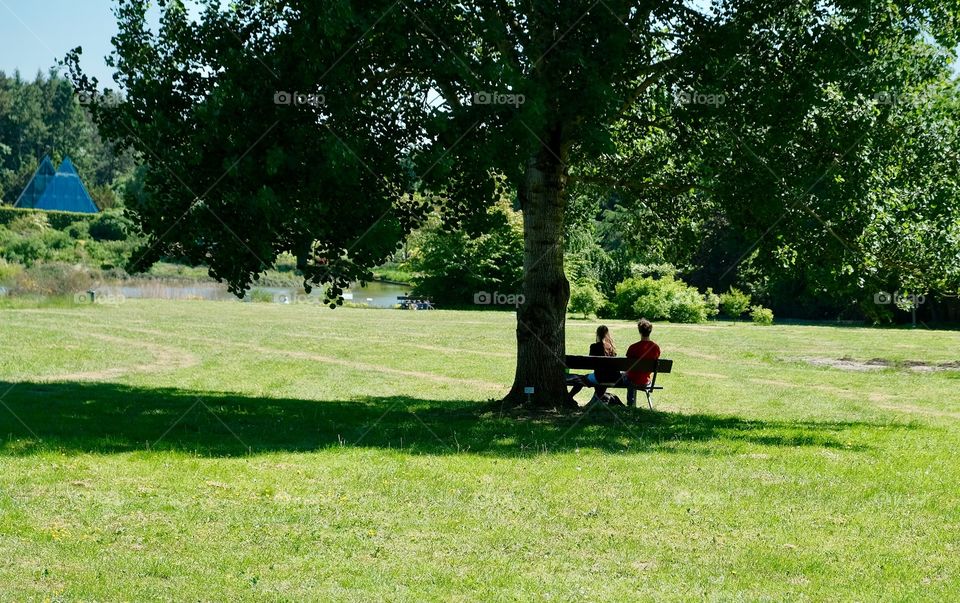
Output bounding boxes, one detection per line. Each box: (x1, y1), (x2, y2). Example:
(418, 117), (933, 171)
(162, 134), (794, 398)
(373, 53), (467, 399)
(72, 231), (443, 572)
(567, 325), (620, 403)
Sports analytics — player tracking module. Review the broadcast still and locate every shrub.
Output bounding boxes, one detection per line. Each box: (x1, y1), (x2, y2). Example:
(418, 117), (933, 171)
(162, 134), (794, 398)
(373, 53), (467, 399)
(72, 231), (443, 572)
(750, 305), (774, 325)
(627, 279), (666, 319)
(612, 275), (715, 323)
(0, 231), (42, 265)
(0, 210), (138, 269)
(88, 183), (119, 210)
(66, 220), (91, 239)
(595, 303), (617, 319)
(39, 229), (75, 254)
(7, 213), (51, 234)
(668, 287), (710, 323)
(568, 282), (605, 317)
(613, 277), (671, 319)
(860, 296), (895, 325)
(89, 211), (133, 241)
(719, 287), (752, 317)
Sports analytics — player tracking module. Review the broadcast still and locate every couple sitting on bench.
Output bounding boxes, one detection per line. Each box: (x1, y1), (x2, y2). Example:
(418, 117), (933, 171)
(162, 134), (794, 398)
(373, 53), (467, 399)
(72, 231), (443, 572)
(567, 318), (661, 407)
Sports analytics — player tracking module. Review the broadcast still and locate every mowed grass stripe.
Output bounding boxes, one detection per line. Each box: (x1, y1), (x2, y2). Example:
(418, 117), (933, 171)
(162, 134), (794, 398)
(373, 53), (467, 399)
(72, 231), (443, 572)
(12, 311), (510, 389)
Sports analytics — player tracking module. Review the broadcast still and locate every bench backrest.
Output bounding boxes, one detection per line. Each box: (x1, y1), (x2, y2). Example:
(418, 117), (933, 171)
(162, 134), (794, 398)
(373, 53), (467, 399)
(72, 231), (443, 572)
(564, 355), (673, 374)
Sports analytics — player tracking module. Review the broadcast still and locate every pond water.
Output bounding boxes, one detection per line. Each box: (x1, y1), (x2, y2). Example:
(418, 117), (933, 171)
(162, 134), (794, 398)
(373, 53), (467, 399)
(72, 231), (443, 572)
(91, 279), (413, 308)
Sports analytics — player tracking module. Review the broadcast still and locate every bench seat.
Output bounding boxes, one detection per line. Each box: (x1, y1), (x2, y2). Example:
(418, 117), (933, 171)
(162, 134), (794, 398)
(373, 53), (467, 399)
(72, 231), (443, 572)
(564, 355), (673, 409)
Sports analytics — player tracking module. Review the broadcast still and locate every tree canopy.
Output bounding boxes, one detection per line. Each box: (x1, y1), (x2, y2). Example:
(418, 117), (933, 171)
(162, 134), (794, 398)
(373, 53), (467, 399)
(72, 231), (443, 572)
(69, 0), (960, 406)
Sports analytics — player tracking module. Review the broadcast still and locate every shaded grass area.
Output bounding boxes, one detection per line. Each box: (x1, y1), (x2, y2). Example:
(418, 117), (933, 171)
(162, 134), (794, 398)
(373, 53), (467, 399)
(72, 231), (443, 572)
(0, 382), (883, 457)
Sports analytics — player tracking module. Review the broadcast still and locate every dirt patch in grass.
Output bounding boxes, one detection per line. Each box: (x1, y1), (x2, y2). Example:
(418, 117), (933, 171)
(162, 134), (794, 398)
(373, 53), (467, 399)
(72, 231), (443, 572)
(804, 357), (960, 372)
(805, 357), (887, 371)
(900, 359), (960, 372)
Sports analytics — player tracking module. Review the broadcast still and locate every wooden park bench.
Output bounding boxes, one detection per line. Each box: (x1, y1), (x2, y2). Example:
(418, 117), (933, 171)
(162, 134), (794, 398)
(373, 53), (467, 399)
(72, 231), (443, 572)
(564, 355), (674, 410)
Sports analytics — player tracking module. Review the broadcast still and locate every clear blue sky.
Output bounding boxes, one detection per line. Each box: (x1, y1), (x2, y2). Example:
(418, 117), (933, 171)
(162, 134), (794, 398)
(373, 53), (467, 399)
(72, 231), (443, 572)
(0, 0), (124, 83)
(0, 0), (202, 84)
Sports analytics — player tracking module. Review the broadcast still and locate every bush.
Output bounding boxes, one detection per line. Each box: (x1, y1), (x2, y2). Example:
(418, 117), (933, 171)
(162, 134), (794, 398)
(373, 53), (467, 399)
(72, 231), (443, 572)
(612, 277), (668, 319)
(0, 231), (46, 265)
(750, 305), (774, 325)
(719, 287), (752, 318)
(668, 287), (711, 323)
(860, 296), (895, 325)
(0, 227), (76, 266)
(7, 213), (51, 234)
(66, 220), (91, 239)
(88, 183), (119, 210)
(568, 282), (605, 317)
(0, 209), (139, 269)
(89, 211), (133, 241)
(611, 275), (716, 323)
(595, 302), (617, 319)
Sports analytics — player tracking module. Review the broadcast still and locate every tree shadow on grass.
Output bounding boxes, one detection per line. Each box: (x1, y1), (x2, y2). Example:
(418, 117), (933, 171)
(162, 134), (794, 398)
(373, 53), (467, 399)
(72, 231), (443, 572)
(0, 381), (897, 457)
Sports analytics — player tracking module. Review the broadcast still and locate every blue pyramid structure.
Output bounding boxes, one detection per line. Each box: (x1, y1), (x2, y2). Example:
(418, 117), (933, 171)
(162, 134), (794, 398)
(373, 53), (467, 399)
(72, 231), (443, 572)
(14, 156), (99, 213)
(14, 155), (57, 208)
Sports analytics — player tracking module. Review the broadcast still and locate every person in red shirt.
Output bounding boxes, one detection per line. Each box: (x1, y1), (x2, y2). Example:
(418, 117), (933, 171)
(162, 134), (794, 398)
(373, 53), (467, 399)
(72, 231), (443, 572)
(625, 318), (661, 406)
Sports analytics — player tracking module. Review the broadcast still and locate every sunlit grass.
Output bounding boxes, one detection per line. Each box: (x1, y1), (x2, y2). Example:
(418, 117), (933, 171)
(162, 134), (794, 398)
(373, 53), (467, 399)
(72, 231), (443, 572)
(0, 301), (958, 600)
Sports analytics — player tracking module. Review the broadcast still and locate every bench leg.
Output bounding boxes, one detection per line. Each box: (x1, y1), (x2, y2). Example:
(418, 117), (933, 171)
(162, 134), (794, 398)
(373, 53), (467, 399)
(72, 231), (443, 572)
(645, 390), (653, 410)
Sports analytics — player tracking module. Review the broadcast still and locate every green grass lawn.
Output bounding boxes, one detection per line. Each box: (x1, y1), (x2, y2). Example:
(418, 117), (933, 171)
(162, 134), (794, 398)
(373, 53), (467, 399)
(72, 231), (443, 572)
(1, 301), (959, 600)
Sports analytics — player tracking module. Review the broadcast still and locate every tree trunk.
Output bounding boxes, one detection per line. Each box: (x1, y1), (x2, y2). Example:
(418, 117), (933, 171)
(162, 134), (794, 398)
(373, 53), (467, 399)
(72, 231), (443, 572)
(504, 128), (572, 409)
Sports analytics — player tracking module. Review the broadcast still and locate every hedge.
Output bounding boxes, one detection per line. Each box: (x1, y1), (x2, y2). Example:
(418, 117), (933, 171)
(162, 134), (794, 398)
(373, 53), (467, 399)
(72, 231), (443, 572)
(0, 206), (99, 230)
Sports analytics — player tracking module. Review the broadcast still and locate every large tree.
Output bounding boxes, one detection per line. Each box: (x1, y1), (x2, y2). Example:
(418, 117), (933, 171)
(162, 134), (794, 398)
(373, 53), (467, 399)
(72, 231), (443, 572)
(574, 6), (960, 318)
(69, 0), (959, 407)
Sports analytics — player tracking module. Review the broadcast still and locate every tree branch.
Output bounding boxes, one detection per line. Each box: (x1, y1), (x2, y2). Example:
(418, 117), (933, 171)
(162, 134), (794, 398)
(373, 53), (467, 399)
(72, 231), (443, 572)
(617, 54), (683, 117)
